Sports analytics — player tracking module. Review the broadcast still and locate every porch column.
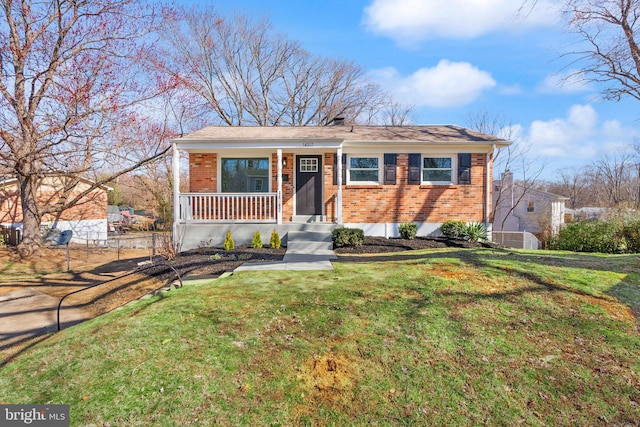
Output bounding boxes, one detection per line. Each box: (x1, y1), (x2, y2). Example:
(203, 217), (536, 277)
(277, 148), (283, 224)
(337, 146), (343, 224)
(172, 143), (181, 247)
(173, 143), (180, 221)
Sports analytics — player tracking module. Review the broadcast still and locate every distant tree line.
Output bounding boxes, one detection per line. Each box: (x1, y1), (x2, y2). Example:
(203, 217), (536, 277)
(534, 146), (640, 211)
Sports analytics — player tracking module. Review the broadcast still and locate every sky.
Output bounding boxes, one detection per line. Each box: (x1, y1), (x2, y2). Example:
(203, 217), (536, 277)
(186, 0), (640, 180)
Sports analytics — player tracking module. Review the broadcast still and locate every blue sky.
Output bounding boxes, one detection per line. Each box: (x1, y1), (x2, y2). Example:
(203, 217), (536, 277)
(186, 0), (640, 179)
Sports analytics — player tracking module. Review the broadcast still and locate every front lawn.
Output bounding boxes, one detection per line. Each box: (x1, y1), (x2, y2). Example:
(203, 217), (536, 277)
(1, 248), (639, 425)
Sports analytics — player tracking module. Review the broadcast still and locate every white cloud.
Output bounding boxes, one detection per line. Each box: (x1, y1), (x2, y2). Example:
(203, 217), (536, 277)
(371, 60), (496, 108)
(363, 0), (561, 44)
(537, 71), (592, 94)
(516, 104), (637, 160)
(498, 84), (523, 96)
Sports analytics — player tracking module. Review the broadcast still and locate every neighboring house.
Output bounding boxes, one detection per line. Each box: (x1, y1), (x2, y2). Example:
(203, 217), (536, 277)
(0, 175), (111, 243)
(493, 171), (568, 238)
(171, 123), (510, 251)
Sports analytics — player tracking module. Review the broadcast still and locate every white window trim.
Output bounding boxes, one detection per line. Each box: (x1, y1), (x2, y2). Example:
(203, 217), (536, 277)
(347, 154), (382, 185)
(421, 155), (456, 185)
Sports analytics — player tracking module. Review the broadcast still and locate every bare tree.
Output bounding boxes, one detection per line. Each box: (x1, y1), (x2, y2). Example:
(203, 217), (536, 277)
(551, 167), (589, 209)
(553, 1), (640, 101)
(365, 97), (415, 126)
(160, 7), (405, 127)
(468, 112), (546, 233)
(0, 0), (173, 257)
(591, 149), (639, 206)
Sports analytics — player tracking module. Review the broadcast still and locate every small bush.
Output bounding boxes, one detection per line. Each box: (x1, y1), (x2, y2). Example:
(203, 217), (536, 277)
(223, 230), (235, 251)
(440, 220), (467, 239)
(463, 222), (487, 242)
(623, 221), (640, 253)
(270, 229), (281, 249)
(399, 222), (417, 240)
(332, 227), (364, 248)
(209, 253), (222, 262)
(251, 231), (263, 249)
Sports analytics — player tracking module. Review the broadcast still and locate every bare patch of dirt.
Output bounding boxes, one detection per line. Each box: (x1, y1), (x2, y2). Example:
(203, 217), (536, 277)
(298, 353), (358, 405)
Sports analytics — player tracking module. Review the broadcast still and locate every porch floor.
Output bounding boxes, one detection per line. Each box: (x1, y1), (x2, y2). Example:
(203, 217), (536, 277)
(234, 230), (336, 272)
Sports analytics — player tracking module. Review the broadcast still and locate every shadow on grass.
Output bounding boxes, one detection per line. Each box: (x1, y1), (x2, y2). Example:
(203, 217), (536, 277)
(335, 247), (640, 322)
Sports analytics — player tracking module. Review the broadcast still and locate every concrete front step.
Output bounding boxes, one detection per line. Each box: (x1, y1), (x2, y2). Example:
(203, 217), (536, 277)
(291, 215), (327, 223)
(285, 230), (337, 260)
(287, 230), (333, 242)
(287, 240), (333, 251)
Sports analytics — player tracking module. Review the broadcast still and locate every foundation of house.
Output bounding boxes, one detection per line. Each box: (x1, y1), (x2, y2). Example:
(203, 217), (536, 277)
(174, 222), (338, 252)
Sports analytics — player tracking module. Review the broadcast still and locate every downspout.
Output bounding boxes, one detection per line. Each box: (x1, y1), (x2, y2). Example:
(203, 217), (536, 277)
(485, 145), (495, 240)
(172, 142), (181, 251)
(277, 149), (283, 224)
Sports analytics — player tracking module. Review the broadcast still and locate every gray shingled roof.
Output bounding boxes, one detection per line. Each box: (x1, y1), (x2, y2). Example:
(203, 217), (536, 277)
(173, 125), (510, 146)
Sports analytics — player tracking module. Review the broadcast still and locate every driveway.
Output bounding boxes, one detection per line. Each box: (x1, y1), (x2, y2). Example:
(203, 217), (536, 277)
(0, 288), (89, 351)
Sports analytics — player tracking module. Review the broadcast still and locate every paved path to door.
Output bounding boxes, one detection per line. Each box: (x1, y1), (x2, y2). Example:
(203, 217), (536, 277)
(234, 231), (336, 272)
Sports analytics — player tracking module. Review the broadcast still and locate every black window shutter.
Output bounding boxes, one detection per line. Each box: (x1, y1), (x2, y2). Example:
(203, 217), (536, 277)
(333, 153), (347, 185)
(408, 153), (421, 185)
(383, 153), (397, 185)
(458, 153), (472, 185)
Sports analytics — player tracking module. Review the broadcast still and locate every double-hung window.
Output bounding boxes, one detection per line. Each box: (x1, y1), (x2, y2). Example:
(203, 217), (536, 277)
(220, 158), (269, 192)
(348, 156), (380, 184)
(422, 156), (454, 184)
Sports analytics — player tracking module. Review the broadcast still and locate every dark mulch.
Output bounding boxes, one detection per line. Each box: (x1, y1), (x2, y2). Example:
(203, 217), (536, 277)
(141, 246), (286, 281)
(334, 236), (492, 254)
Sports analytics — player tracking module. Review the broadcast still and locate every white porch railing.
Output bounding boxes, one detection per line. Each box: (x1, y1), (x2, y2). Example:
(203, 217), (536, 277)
(178, 193), (279, 223)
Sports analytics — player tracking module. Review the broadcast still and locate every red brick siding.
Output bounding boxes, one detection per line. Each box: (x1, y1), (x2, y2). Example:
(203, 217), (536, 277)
(0, 186), (107, 223)
(325, 153), (489, 223)
(189, 153), (217, 192)
(270, 153), (295, 220)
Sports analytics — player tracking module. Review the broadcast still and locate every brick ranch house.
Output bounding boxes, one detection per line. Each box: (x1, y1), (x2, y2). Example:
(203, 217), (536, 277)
(0, 175), (111, 244)
(171, 123), (510, 251)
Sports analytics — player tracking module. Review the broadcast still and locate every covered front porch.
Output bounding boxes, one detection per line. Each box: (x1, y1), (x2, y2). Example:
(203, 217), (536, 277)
(172, 140), (345, 250)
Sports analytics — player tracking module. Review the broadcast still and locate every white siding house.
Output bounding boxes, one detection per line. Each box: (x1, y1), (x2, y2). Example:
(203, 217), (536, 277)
(493, 172), (568, 237)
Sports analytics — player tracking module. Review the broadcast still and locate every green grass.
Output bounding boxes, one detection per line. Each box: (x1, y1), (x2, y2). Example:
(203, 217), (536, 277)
(2, 247), (640, 426)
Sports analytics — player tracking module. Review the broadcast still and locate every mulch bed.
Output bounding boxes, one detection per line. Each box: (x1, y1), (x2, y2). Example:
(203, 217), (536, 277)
(333, 236), (492, 254)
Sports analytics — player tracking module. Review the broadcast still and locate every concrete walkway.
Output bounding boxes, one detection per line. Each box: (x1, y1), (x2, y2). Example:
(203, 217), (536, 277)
(234, 231), (336, 272)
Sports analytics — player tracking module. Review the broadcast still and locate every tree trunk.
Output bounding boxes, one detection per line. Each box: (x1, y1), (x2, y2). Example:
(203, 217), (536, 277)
(17, 175), (42, 258)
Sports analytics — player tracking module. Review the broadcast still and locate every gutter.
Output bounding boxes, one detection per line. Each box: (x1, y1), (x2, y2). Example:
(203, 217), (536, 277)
(486, 144), (495, 233)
